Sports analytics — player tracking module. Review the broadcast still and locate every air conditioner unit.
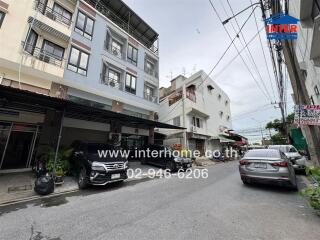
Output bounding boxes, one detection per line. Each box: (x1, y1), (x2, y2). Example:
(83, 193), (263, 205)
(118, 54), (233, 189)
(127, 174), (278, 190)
(112, 49), (121, 58)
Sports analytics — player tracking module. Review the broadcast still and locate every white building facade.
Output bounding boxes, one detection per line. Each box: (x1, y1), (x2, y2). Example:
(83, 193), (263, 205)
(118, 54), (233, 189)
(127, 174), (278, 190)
(289, 0), (320, 105)
(158, 71), (232, 155)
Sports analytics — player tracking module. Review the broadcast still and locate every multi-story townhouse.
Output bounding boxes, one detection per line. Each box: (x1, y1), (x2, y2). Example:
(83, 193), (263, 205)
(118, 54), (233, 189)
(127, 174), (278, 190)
(0, 0), (179, 172)
(158, 70), (233, 155)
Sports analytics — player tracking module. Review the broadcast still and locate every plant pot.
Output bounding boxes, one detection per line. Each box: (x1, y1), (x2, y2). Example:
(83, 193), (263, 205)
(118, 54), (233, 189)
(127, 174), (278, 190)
(54, 175), (64, 185)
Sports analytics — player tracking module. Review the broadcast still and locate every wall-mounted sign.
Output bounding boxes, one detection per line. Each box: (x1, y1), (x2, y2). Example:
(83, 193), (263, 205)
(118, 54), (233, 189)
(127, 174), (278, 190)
(294, 105), (320, 126)
(265, 13), (299, 40)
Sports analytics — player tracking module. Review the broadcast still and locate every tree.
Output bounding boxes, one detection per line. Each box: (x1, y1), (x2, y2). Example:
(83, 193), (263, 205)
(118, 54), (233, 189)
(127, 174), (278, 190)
(271, 133), (287, 144)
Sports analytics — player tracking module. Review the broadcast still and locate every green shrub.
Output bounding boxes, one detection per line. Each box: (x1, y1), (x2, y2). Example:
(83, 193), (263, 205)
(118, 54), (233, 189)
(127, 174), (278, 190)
(44, 147), (73, 176)
(300, 166), (320, 211)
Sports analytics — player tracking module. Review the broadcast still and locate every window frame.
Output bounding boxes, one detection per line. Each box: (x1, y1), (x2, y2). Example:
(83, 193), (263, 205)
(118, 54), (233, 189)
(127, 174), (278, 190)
(125, 73), (137, 94)
(111, 39), (123, 58)
(41, 39), (65, 61)
(74, 10), (94, 40)
(53, 2), (72, 26)
(127, 44), (138, 66)
(315, 85), (320, 96)
(67, 46), (90, 76)
(0, 10), (5, 28)
(25, 29), (39, 55)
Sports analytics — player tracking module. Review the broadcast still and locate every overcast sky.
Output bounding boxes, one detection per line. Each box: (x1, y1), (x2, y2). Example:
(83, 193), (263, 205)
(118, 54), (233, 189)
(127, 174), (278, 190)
(123, 0), (294, 143)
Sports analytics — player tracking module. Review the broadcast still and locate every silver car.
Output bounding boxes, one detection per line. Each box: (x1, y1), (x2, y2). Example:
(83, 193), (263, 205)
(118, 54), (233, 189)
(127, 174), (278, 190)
(239, 149), (297, 190)
(268, 145), (306, 172)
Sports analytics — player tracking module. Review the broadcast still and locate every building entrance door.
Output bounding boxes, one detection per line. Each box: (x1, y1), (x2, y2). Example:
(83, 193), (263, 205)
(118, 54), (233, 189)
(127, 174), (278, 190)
(0, 123), (39, 170)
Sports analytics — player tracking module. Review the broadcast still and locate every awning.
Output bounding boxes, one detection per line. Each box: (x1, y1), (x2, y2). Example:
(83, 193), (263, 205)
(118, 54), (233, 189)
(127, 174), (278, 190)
(0, 85), (184, 130)
(186, 108), (210, 119)
(218, 136), (235, 143)
(28, 17), (70, 42)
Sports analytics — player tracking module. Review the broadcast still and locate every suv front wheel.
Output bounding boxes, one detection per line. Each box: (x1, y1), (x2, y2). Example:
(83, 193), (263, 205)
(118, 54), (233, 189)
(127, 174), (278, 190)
(78, 167), (89, 189)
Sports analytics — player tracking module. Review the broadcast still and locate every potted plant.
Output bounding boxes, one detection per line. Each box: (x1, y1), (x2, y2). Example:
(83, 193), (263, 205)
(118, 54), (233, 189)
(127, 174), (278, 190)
(45, 147), (73, 185)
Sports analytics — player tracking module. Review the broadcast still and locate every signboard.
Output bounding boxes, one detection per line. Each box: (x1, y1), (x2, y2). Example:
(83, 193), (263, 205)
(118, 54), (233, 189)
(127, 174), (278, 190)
(265, 13), (299, 40)
(294, 105), (320, 126)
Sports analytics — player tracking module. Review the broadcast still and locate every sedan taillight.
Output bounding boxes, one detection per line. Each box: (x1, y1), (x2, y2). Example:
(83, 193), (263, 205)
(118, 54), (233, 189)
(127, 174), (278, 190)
(239, 159), (249, 165)
(271, 161), (288, 167)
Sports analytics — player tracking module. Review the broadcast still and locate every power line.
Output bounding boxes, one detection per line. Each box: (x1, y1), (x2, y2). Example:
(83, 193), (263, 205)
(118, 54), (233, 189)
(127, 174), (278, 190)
(197, 2), (259, 90)
(249, 0), (277, 101)
(225, 0), (274, 102)
(212, 26), (264, 79)
(207, 0), (272, 102)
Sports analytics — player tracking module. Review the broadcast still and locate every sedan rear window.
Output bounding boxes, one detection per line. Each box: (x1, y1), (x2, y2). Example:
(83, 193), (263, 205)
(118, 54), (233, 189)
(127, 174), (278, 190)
(244, 150), (281, 159)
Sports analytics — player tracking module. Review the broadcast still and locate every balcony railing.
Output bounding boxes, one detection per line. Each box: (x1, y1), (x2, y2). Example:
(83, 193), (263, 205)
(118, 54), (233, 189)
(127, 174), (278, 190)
(144, 92), (158, 103)
(104, 41), (124, 59)
(144, 68), (159, 78)
(21, 42), (64, 67)
(101, 75), (123, 90)
(34, 0), (72, 27)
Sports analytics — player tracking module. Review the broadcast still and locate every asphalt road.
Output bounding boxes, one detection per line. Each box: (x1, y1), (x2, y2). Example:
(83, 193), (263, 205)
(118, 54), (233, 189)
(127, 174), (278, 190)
(0, 161), (319, 240)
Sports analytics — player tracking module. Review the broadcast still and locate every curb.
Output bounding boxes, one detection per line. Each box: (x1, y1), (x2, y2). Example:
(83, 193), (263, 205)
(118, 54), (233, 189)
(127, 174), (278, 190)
(0, 176), (151, 207)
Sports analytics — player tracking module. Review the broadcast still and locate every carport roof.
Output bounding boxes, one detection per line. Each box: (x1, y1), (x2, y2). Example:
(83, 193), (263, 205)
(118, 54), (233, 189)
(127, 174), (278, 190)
(0, 85), (184, 130)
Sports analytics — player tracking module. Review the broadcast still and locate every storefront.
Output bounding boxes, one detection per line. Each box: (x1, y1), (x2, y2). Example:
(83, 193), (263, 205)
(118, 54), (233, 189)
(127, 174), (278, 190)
(0, 85), (183, 172)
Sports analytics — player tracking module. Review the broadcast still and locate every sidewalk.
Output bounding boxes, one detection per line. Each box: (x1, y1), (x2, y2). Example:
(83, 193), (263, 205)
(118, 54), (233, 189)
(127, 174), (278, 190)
(0, 162), (161, 206)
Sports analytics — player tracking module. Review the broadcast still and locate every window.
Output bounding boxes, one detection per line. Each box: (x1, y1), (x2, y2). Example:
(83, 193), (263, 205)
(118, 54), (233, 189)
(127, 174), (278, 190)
(127, 45), (138, 65)
(312, 0), (320, 20)
(75, 11), (94, 40)
(192, 117), (202, 128)
(108, 68), (121, 88)
(173, 116), (181, 127)
(207, 85), (214, 93)
(111, 40), (122, 58)
(218, 94), (222, 101)
(125, 73), (137, 94)
(0, 10), (5, 28)
(225, 100), (228, 106)
(24, 29), (38, 55)
(67, 47), (89, 75)
(315, 85), (320, 96)
(219, 111), (224, 118)
(145, 59), (155, 75)
(227, 115), (230, 121)
(53, 3), (72, 26)
(42, 40), (64, 60)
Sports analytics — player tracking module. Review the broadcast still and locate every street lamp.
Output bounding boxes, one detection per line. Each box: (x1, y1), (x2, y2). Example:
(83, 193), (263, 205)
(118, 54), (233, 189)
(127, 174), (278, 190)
(222, 2), (261, 25)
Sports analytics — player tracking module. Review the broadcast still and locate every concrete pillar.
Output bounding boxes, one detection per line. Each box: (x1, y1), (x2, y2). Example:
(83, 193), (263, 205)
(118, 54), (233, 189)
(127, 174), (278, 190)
(35, 109), (63, 159)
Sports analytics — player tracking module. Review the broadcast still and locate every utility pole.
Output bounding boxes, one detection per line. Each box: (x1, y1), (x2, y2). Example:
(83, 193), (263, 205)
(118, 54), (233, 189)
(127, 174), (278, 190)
(182, 84), (187, 149)
(266, 0), (320, 165)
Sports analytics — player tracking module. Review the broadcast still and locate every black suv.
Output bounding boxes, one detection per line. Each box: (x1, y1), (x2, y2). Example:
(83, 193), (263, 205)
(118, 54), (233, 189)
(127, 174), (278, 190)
(139, 145), (192, 171)
(70, 142), (128, 189)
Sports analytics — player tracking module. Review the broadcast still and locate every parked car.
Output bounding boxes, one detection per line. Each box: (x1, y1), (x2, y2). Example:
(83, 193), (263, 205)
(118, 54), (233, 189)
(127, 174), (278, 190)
(70, 142), (128, 189)
(239, 149), (297, 190)
(140, 145), (192, 171)
(268, 145), (306, 173)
